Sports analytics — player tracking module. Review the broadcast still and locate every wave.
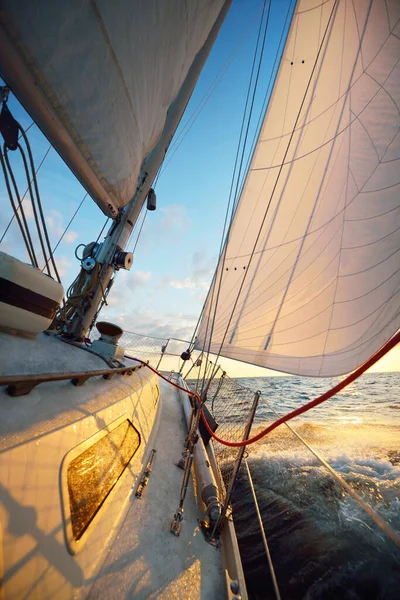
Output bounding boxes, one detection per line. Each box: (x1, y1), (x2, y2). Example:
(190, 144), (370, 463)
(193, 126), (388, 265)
(215, 373), (400, 597)
(230, 454), (400, 599)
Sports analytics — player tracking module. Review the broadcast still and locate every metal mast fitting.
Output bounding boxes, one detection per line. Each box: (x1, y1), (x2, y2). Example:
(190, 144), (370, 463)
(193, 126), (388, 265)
(61, 1), (231, 340)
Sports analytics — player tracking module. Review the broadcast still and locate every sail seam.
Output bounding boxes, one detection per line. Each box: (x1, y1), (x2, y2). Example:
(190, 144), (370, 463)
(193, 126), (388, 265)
(223, 104), (399, 261)
(202, 0), (296, 380)
(220, 246), (400, 343)
(191, 0), (294, 366)
(208, 303), (400, 361)
(253, 30), (399, 146)
(199, 0), (272, 393)
(250, 67), (400, 171)
(319, 60), (353, 370)
(209, 0), (340, 357)
(226, 118), (349, 321)
(88, 0), (142, 150)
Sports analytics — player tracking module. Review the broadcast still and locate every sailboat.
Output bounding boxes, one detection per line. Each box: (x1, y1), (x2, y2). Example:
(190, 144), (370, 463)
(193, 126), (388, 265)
(0, 0), (399, 598)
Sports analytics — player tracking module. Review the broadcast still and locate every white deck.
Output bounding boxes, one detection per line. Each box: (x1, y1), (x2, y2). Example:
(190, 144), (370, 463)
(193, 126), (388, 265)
(0, 332), (231, 599)
(88, 379), (225, 599)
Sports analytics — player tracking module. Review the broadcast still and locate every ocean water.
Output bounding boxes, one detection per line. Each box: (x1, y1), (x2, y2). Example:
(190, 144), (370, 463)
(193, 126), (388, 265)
(226, 372), (400, 599)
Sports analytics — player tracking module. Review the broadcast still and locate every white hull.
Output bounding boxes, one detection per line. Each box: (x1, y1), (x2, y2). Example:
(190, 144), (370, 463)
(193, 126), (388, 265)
(0, 332), (245, 598)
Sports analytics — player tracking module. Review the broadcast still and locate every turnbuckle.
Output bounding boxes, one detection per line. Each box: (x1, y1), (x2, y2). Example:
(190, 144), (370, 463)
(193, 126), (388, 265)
(170, 507), (184, 536)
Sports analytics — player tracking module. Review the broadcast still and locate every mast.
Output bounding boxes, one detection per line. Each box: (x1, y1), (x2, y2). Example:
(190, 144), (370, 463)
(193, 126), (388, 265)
(63, 1), (232, 340)
(0, 0), (232, 340)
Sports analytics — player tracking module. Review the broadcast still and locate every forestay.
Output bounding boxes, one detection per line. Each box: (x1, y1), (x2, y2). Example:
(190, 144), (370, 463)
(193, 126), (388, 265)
(0, 0), (225, 216)
(197, 0), (400, 377)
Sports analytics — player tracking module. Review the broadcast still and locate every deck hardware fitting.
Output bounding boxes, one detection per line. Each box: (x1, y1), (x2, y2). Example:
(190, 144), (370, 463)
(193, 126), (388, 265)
(103, 372), (116, 380)
(135, 449), (156, 498)
(170, 507), (183, 536)
(71, 375), (91, 387)
(175, 452), (186, 470)
(170, 388), (201, 536)
(225, 573), (241, 600)
(198, 520), (220, 548)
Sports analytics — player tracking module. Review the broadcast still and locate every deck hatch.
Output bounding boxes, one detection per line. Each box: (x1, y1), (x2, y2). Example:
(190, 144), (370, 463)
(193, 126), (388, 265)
(67, 419), (140, 540)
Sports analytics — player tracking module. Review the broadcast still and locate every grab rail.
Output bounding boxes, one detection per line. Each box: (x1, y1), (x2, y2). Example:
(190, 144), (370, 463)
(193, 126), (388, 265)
(0, 362), (146, 396)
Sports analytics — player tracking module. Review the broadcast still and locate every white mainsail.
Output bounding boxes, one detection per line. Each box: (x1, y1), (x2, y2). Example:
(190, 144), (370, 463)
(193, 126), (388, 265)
(0, 0), (226, 216)
(197, 0), (400, 377)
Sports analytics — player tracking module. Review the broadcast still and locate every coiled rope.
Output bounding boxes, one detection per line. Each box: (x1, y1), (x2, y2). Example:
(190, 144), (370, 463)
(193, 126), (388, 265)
(52, 262), (102, 327)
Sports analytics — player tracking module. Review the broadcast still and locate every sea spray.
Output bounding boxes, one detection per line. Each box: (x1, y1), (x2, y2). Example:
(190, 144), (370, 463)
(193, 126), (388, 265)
(221, 373), (400, 599)
(231, 454), (400, 599)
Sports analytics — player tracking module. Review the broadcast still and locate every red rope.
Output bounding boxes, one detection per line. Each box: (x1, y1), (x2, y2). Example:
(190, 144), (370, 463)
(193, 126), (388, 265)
(125, 329), (400, 448)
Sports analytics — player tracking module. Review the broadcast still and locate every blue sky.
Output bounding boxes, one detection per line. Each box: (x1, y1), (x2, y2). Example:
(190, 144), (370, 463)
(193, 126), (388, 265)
(1, 0), (399, 375)
(1, 0), (293, 335)
(99, 0), (295, 340)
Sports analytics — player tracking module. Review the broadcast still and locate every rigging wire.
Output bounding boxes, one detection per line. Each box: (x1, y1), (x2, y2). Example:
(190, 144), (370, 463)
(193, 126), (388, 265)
(0, 109), (61, 282)
(95, 217), (110, 245)
(87, 203), (148, 333)
(144, 3), (275, 362)
(42, 193), (88, 272)
(0, 145), (38, 266)
(22, 121), (34, 136)
(126, 154), (163, 256)
(12, 143), (51, 275)
(0, 144), (51, 244)
(228, 0), (272, 219)
(261, 395), (400, 550)
(157, 3), (265, 180)
(88, 216), (111, 328)
(59, 261), (102, 325)
(209, 0), (339, 370)
(200, 329), (400, 448)
(123, 2), (281, 363)
(124, 327), (400, 548)
(200, 0), (272, 390)
(186, 0), (292, 359)
(18, 126), (61, 282)
(234, 0), (294, 210)
(131, 207), (147, 254)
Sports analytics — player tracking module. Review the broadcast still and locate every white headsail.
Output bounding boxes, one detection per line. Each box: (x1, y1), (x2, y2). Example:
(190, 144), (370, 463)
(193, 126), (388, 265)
(197, 0), (400, 377)
(0, 0), (226, 216)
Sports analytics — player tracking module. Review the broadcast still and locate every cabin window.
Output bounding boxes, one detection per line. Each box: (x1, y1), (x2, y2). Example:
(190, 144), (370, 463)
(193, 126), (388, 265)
(67, 419), (140, 540)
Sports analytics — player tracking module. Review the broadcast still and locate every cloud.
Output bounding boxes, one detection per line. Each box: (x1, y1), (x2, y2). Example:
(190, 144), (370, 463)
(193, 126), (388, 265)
(94, 250), (216, 344)
(168, 278), (209, 291)
(162, 251), (216, 293)
(159, 204), (191, 231)
(22, 198), (34, 220)
(46, 209), (78, 245)
(129, 203), (192, 256)
(64, 231), (78, 243)
(0, 197), (74, 268)
(112, 309), (197, 342)
(56, 255), (71, 278)
(127, 270), (152, 291)
(105, 269), (152, 307)
(169, 278), (195, 290)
